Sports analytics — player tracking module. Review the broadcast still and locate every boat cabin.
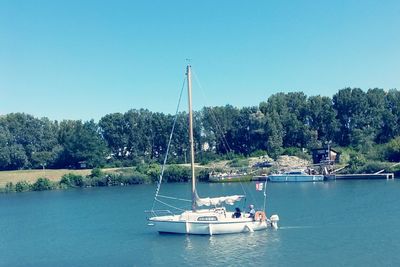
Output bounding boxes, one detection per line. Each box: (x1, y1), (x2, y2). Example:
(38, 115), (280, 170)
(311, 147), (340, 164)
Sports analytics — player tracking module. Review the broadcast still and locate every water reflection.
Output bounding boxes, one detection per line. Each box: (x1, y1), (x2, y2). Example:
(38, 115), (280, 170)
(182, 230), (281, 265)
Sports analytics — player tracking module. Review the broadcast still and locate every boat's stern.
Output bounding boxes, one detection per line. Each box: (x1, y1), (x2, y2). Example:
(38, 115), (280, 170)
(269, 214), (279, 229)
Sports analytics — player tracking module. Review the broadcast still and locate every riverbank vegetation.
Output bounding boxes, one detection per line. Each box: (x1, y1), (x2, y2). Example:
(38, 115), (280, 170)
(1, 165), (211, 193)
(1, 87), (400, 192)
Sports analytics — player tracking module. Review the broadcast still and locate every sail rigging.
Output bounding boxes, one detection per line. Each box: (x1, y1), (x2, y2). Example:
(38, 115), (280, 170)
(147, 64), (279, 235)
(151, 77), (186, 211)
(151, 65), (245, 212)
(196, 195), (244, 207)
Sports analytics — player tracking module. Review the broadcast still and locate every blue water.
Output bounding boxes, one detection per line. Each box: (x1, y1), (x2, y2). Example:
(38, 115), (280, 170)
(1, 180), (400, 267)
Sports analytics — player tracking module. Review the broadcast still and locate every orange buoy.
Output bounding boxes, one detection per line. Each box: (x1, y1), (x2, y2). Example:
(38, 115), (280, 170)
(254, 211), (266, 221)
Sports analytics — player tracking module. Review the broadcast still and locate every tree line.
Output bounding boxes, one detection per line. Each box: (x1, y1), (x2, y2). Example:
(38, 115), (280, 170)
(1, 87), (400, 171)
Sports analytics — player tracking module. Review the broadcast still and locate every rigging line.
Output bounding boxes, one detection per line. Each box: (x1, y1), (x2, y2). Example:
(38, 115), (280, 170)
(151, 77), (186, 211)
(157, 194), (191, 202)
(205, 110), (232, 159)
(192, 68), (247, 197)
(192, 69), (241, 157)
(192, 69), (233, 156)
(243, 182), (258, 208)
(155, 198), (186, 212)
(208, 110), (232, 156)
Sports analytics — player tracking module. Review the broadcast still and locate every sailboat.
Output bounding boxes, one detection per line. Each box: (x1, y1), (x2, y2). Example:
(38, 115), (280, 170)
(147, 65), (279, 235)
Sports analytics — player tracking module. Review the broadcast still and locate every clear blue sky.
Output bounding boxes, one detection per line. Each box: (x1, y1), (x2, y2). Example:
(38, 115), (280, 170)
(1, 0), (399, 121)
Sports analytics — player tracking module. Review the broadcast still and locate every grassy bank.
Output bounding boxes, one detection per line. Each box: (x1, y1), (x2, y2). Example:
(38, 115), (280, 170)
(2, 154), (399, 193)
(0, 169), (93, 187)
(0, 164), (211, 193)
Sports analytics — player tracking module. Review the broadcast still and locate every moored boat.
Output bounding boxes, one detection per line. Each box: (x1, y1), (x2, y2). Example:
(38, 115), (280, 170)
(269, 170), (324, 182)
(209, 172), (252, 183)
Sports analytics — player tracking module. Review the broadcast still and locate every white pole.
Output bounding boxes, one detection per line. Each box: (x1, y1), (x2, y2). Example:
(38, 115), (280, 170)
(263, 180), (267, 213)
(187, 65), (196, 211)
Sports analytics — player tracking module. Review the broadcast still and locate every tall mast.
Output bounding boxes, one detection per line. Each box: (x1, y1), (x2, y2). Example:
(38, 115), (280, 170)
(187, 65), (197, 211)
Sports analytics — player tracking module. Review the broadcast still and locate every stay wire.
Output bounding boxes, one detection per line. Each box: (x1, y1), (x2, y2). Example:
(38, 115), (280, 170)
(191, 69), (232, 155)
(191, 68), (248, 198)
(151, 77), (186, 211)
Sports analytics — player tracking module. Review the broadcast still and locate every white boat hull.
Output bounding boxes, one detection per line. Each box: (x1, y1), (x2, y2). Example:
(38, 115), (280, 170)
(269, 174), (324, 182)
(148, 209), (277, 235)
(151, 220), (268, 235)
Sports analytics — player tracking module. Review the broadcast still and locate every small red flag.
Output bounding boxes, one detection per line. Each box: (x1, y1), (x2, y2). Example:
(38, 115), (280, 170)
(256, 182), (263, 191)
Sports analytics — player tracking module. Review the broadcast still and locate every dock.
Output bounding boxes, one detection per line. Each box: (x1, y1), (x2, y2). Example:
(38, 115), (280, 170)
(252, 175), (268, 181)
(252, 173), (396, 182)
(328, 173), (395, 180)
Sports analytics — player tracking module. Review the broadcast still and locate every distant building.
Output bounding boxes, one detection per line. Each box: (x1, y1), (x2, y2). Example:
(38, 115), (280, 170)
(311, 147), (340, 165)
(78, 161), (87, 169)
(202, 142), (210, 151)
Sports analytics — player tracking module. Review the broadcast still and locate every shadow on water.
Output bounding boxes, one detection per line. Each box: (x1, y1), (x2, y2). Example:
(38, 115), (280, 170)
(182, 230), (282, 266)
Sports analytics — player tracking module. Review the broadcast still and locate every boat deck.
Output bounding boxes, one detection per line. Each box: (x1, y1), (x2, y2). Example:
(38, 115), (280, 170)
(328, 173), (394, 180)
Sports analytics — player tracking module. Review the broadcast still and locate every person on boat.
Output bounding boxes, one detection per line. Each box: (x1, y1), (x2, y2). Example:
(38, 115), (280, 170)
(248, 205), (256, 219)
(232, 207), (241, 218)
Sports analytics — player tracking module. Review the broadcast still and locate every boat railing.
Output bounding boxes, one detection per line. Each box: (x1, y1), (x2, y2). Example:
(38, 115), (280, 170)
(144, 209), (174, 217)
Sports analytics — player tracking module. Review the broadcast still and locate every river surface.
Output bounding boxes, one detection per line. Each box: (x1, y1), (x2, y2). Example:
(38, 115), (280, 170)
(1, 180), (400, 267)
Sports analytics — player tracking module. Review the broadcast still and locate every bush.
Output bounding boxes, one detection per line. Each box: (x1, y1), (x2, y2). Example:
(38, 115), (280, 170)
(337, 147), (354, 164)
(90, 167), (104, 178)
(60, 173), (85, 187)
(5, 182), (15, 193)
(60, 175), (72, 187)
(88, 175), (108, 186)
(196, 168), (211, 182)
(385, 137), (400, 162)
(365, 144), (386, 161)
(102, 167), (152, 185)
(15, 181), (31, 192)
(106, 173), (121, 186)
(228, 158), (249, 168)
(119, 171), (150, 184)
(104, 159), (123, 168)
(345, 153), (366, 173)
(163, 165), (190, 182)
(223, 152), (244, 161)
(197, 151), (220, 165)
(358, 161), (391, 174)
(32, 178), (53, 191)
(250, 150), (269, 158)
(145, 164), (161, 183)
(128, 163), (160, 183)
(281, 147), (311, 161)
(390, 164), (400, 178)
(70, 174), (85, 187)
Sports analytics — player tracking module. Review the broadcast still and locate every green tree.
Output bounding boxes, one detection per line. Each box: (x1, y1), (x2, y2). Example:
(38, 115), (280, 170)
(385, 137), (400, 162)
(202, 105), (241, 154)
(60, 173), (85, 187)
(264, 111), (283, 157)
(377, 90), (400, 143)
(260, 92), (313, 154)
(0, 114), (60, 170)
(247, 110), (267, 151)
(333, 88), (369, 147)
(58, 120), (108, 168)
(32, 178), (53, 191)
(307, 95), (338, 143)
(99, 113), (129, 159)
(6, 145), (28, 170)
